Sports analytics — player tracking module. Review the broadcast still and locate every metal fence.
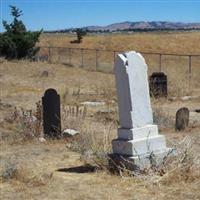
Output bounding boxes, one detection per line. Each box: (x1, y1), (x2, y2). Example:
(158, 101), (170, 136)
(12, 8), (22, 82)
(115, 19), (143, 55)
(36, 46), (200, 96)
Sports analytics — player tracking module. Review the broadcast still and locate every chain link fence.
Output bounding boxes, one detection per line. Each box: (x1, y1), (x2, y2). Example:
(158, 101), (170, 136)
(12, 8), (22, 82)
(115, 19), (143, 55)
(36, 46), (200, 96)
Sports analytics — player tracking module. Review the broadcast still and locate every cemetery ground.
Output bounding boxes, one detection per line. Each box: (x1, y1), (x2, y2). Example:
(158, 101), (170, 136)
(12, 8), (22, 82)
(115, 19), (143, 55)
(0, 59), (200, 200)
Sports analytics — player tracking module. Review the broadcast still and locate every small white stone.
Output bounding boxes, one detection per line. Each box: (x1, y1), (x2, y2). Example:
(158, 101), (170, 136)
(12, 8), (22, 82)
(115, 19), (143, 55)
(39, 137), (46, 142)
(181, 96), (192, 101)
(63, 129), (79, 137)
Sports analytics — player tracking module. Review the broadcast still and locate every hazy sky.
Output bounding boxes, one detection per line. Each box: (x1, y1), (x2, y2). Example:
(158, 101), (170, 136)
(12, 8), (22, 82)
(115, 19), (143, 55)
(0, 0), (200, 31)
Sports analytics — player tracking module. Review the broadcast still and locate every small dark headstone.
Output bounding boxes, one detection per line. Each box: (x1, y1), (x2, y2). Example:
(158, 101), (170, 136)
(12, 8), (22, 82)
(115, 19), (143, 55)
(41, 70), (49, 78)
(175, 107), (189, 131)
(42, 88), (61, 138)
(149, 72), (167, 97)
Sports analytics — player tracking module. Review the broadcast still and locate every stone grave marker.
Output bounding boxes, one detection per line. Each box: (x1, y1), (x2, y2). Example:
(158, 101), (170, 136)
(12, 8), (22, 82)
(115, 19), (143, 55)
(175, 107), (189, 131)
(111, 51), (171, 169)
(42, 88), (61, 138)
(149, 72), (167, 97)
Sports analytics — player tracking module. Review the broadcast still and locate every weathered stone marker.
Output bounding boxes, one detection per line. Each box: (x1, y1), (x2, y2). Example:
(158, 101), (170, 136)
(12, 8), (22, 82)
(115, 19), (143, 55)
(175, 107), (189, 131)
(111, 51), (170, 169)
(42, 88), (61, 138)
(149, 72), (167, 97)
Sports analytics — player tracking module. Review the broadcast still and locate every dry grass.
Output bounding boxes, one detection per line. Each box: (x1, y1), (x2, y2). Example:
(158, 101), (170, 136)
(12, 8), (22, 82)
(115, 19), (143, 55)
(37, 32), (200, 96)
(0, 156), (53, 186)
(0, 135), (199, 200)
(0, 60), (115, 109)
(0, 32), (200, 199)
(39, 32), (200, 55)
(0, 103), (42, 144)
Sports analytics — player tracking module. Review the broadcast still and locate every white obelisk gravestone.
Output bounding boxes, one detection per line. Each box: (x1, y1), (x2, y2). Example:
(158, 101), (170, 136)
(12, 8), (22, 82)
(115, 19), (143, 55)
(112, 51), (170, 167)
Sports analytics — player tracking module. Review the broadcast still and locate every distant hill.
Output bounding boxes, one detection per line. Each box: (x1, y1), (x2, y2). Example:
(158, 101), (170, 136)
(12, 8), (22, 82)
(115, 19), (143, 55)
(83, 21), (200, 31)
(45, 21), (200, 33)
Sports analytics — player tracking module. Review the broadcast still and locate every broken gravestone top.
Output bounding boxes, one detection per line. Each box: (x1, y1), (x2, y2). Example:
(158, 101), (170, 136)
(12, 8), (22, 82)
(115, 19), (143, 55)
(114, 51), (153, 129)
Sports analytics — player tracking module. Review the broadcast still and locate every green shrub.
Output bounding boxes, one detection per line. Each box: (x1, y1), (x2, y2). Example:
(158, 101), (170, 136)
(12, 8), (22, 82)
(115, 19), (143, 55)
(0, 6), (42, 59)
(76, 28), (87, 43)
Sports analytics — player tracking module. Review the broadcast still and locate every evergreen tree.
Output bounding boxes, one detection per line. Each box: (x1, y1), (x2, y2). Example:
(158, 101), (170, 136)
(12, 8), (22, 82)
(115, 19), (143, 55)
(0, 6), (42, 59)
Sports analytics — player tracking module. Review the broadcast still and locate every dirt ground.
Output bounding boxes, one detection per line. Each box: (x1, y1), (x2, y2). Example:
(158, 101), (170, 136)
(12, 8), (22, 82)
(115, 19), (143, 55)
(0, 141), (200, 200)
(0, 60), (200, 199)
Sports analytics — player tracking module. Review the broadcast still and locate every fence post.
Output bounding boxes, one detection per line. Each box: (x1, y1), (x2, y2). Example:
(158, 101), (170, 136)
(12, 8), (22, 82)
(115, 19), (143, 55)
(81, 48), (84, 67)
(69, 48), (71, 65)
(159, 54), (162, 72)
(113, 51), (116, 65)
(188, 55), (192, 92)
(95, 49), (98, 71)
(48, 47), (51, 63)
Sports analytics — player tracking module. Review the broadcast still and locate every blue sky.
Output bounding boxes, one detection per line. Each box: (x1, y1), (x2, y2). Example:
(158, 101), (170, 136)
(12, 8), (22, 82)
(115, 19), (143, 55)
(0, 0), (200, 31)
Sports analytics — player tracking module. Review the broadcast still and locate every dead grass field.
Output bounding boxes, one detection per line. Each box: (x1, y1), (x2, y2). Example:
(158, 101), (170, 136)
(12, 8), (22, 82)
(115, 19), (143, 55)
(39, 32), (200, 54)
(0, 32), (200, 199)
(0, 58), (200, 199)
(38, 32), (200, 96)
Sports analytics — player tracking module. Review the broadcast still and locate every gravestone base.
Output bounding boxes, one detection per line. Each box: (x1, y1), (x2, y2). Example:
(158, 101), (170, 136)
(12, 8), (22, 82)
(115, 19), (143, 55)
(118, 124), (159, 140)
(109, 148), (172, 171)
(111, 125), (172, 170)
(112, 135), (167, 156)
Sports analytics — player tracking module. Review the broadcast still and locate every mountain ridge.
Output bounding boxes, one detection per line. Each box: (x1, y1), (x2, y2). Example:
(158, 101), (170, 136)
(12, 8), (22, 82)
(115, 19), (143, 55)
(81, 21), (200, 31)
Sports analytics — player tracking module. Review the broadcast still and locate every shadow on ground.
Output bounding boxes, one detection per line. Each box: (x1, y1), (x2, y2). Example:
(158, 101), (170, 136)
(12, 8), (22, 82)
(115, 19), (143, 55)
(56, 165), (97, 173)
